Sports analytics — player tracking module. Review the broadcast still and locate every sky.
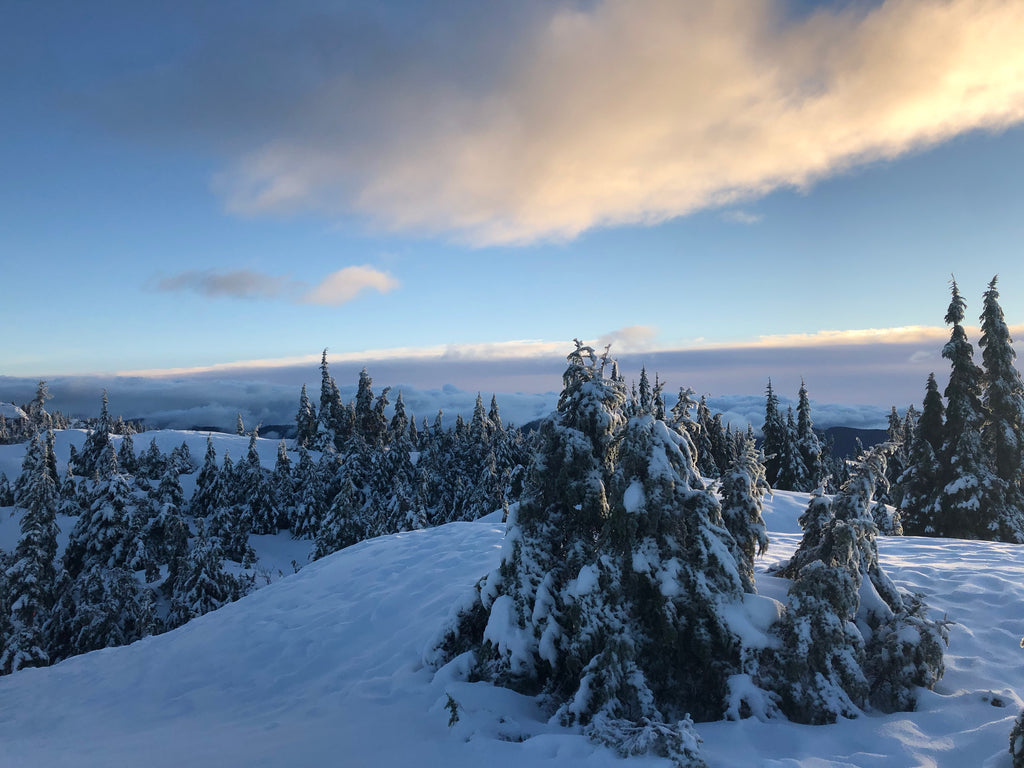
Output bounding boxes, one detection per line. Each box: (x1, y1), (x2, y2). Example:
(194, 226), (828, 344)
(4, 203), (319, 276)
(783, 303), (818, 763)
(4, 0), (1024, 424)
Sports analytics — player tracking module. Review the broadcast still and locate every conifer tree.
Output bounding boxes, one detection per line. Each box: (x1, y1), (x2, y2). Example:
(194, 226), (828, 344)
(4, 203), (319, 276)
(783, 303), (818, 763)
(79, 391), (113, 478)
(437, 342), (749, 765)
(978, 276), (1024, 540)
(937, 279), (1001, 539)
(63, 444), (142, 579)
(295, 383), (318, 449)
(1, 433), (60, 673)
(762, 380), (786, 488)
(167, 522), (245, 629)
(190, 437), (220, 520)
(763, 447), (947, 720)
(0, 472), (13, 506)
(899, 374), (946, 536)
(796, 380), (824, 490)
(291, 446), (325, 538)
(270, 441), (295, 530)
(117, 431), (138, 475)
(719, 436), (770, 593)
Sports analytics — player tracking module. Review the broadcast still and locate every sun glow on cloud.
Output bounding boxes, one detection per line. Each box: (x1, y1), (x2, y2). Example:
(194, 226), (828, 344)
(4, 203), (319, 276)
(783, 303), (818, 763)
(117, 323), (1024, 379)
(217, 0), (1024, 244)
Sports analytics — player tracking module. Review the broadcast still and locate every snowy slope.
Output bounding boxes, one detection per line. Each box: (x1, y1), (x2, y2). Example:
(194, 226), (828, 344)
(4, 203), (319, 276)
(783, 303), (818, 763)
(1, 492), (1023, 766)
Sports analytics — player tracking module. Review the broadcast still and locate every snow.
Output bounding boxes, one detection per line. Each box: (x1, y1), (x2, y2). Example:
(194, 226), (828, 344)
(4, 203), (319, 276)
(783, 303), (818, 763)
(0, 402), (27, 421)
(2, 483), (1024, 767)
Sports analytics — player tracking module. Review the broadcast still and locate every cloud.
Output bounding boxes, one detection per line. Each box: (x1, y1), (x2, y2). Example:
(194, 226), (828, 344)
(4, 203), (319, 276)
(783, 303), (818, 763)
(598, 325), (659, 352)
(302, 266), (399, 306)
(721, 210), (764, 225)
(203, 0), (1024, 244)
(155, 269), (296, 300)
(155, 265), (398, 305)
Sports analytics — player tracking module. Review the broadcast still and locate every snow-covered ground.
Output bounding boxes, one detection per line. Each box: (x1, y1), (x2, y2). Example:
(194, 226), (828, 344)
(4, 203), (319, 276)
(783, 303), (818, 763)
(1, 444), (1023, 767)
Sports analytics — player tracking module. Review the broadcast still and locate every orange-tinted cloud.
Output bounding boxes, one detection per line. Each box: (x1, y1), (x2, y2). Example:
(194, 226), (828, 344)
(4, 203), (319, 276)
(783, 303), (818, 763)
(219, 0), (1024, 244)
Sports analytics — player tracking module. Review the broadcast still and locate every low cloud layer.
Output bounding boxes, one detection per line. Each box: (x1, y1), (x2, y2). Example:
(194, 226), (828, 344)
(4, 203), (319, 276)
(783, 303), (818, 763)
(209, 0), (1024, 243)
(154, 265), (398, 305)
(5, 322), (1003, 434)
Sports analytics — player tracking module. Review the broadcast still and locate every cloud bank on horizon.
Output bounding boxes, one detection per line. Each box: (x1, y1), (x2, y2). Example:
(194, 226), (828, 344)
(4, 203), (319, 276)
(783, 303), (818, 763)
(5, 322), (1015, 434)
(200, 0), (1024, 244)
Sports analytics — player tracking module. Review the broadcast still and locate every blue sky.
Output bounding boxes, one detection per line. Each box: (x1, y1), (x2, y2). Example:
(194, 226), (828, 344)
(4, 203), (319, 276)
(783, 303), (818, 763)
(4, 0), (1024, 414)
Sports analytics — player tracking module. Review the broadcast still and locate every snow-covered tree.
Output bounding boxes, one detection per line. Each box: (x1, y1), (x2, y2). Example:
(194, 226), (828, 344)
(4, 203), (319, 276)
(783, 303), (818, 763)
(1, 433), (60, 674)
(167, 522), (246, 629)
(937, 279), (1003, 540)
(763, 447), (947, 720)
(437, 342), (758, 765)
(978, 276), (1024, 540)
(899, 374), (945, 536)
(719, 435), (770, 592)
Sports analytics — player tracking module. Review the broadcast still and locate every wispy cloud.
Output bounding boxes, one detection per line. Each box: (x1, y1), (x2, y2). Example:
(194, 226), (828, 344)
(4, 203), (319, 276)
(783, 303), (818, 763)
(302, 266), (399, 306)
(155, 265), (399, 306)
(721, 210), (764, 225)
(206, 0), (1024, 244)
(155, 269), (297, 300)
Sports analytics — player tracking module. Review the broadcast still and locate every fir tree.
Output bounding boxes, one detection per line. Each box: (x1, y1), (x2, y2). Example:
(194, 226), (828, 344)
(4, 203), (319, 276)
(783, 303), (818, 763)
(190, 437), (220, 520)
(719, 436), (770, 593)
(291, 446), (325, 539)
(796, 380), (824, 490)
(899, 374), (945, 536)
(437, 342), (752, 765)
(1, 433), (60, 673)
(763, 447), (947, 720)
(79, 391), (113, 478)
(937, 279), (1001, 540)
(978, 276), (1024, 540)
(762, 380), (786, 488)
(167, 522), (246, 629)
(295, 383), (318, 449)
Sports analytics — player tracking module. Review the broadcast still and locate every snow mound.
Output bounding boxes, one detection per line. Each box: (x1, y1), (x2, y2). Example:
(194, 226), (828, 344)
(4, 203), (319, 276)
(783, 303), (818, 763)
(0, 494), (1023, 768)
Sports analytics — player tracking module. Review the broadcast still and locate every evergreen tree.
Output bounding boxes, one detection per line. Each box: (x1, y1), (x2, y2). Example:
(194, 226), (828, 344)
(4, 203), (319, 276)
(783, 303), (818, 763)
(291, 446), (325, 538)
(49, 566), (157, 660)
(719, 436), (770, 593)
(763, 447), (947, 720)
(242, 428), (277, 535)
(190, 437), (220, 520)
(978, 276), (1024, 540)
(270, 441), (295, 530)
(236, 413), (245, 436)
(0, 472), (13, 506)
(762, 380), (787, 488)
(899, 374), (945, 536)
(937, 279), (1002, 540)
(25, 380), (53, 435)
(436, 342), (747, 764)
(796, 380), (824, 490)
(774, 407), (809, 491)
(79, 391), (113, 478)
(117, 431), (138, 475)
(63, 444), (142, 580)
(167, 522), (246, 629)
(295, 383), (318, 449)
(1, 433), (60, 673)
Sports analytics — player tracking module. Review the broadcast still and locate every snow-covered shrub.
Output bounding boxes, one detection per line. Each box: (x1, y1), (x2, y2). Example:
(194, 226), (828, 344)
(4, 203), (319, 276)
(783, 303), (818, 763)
(763, 447), (947, 721)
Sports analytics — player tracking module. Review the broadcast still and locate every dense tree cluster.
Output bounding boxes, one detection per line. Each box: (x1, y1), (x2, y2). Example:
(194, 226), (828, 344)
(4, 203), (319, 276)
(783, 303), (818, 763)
(0, 355), (530, 675)
(895, 278), (1024, 542)
(435, 341), (946, 765)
